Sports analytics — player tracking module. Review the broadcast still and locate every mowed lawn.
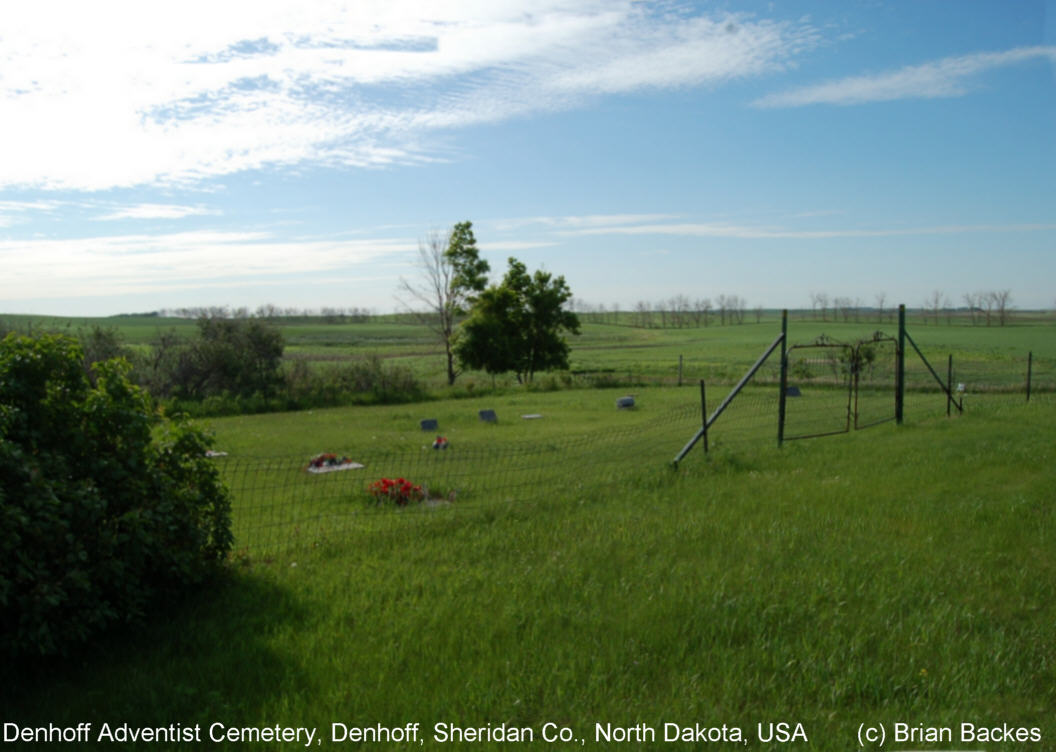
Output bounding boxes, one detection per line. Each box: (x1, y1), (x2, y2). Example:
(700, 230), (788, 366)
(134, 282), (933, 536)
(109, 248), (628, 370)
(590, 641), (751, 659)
(5, 397), (1054, 751)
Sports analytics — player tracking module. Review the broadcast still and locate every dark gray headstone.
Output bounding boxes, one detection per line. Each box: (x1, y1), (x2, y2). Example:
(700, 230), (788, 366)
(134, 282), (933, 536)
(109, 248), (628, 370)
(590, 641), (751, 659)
(420, 418), (439, 431)
(616, 396), (635, 409)
(478, 409), (498, 423)
(785, 386), (801, 397)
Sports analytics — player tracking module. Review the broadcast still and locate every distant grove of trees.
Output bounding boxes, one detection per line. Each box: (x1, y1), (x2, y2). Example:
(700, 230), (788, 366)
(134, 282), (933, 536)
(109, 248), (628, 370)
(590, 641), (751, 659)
(158, 305), (375, 323)
(569, 294), (751, 328)
(566, 288), (1025, 329)
(804, 289), (1016, 326)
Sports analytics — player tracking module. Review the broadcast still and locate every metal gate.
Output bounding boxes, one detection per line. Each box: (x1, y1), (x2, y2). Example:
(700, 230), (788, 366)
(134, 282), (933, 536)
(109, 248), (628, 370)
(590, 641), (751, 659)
(782, 334), (898, 441)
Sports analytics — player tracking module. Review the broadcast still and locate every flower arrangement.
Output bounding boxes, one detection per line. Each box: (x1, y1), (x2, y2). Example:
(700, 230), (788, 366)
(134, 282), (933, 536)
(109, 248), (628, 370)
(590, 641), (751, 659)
(368, 477), (424, 506)
(432, 435), (449, 450)
(309, 452), (349, 468)
(307, 453), (364, 473)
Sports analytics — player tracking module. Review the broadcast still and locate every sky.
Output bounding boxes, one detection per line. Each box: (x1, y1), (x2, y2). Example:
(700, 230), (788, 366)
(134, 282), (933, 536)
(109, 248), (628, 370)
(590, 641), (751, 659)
(1, 0), (1054, 317)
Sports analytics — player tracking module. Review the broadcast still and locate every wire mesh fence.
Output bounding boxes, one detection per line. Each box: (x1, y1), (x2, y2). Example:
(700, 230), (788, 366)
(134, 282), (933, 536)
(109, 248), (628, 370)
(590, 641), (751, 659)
(215, 403), (712, 556)
(213, 318), (1052, 557)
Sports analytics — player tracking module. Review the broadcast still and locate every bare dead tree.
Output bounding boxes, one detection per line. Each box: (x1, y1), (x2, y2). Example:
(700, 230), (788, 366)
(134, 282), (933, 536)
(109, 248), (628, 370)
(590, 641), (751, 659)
(716, 294), (728, 325)
(732, 295), (747, 324)
(980, 290), (995, 326)
(925, 290), (946, 326)
(875, 292), (887, 324)
(962, 292), (979, 325)
(396, 224), (489, 385)
(992, 289), (1012, 326)
(695, 298), (711, 327)
(817, 292), (830, 322)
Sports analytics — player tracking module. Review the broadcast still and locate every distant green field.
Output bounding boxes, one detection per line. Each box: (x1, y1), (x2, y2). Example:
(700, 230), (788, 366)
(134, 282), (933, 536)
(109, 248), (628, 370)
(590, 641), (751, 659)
(5, 309), (1052, 394)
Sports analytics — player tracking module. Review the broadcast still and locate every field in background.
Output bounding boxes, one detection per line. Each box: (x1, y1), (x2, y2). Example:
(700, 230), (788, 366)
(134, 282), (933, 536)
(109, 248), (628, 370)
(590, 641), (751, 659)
(3, 309), (1053, 395)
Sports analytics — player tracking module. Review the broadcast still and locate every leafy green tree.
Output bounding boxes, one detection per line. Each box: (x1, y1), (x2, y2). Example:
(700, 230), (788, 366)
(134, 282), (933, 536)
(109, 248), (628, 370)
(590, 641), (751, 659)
(169, 316), (284, 399)
(0, 333), (232, 659)
(455, 257), (580, 383)
(76, 324), (129, 383)
(398, 220), (490, 385)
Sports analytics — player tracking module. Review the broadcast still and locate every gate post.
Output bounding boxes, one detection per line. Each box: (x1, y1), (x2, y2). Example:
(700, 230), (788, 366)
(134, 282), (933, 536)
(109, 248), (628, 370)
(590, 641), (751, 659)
(896, 304), (906, 425)
(778, 309), (788, 447)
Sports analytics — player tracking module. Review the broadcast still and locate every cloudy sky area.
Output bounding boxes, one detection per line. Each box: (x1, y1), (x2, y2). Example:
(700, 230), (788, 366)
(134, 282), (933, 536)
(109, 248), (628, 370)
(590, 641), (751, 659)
(1, 0), (1054, 315)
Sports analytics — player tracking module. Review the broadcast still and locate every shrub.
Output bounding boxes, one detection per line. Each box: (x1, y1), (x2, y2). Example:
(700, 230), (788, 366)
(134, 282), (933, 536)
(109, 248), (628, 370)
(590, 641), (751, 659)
(0, 333), (232, 659)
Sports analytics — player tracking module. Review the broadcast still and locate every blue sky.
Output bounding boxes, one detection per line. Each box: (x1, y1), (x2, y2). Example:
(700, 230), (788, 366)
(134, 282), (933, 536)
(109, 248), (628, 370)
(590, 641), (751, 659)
(1, 1), (1054, 316)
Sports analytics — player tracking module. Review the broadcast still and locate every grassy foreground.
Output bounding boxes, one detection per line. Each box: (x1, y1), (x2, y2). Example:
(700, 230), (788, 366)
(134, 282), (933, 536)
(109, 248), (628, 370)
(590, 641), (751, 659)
(5, 401), (1054, 751)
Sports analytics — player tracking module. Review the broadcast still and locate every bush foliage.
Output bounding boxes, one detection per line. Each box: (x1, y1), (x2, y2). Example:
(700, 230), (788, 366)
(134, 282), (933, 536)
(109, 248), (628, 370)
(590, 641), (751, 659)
(0, 333), (232, 659)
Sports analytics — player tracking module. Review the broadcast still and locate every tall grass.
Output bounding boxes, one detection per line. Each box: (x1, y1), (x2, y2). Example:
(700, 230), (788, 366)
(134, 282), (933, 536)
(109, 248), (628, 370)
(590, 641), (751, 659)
(5, 400), (1053, 751)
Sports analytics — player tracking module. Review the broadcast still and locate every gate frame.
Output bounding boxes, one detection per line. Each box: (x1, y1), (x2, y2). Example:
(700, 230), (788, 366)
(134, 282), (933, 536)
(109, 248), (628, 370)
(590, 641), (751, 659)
(778, 332), (899, 444)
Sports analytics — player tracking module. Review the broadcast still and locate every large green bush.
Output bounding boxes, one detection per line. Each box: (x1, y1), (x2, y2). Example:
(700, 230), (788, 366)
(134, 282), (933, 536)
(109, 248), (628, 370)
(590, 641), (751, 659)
(0, 333), (232, 659)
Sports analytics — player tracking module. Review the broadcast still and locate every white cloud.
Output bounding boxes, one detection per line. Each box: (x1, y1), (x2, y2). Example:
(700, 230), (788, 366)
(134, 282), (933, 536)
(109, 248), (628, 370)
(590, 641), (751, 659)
(561, 220), (1056, 239)
(483, 240), (560, 252)
(0, 199), (64, 227)
(492, 213), (681, 231)
(94, 203), (220, 221)
(0, 230), (416, 300)
(0, 2), (818, 191)
(754, 46), (1056, 107)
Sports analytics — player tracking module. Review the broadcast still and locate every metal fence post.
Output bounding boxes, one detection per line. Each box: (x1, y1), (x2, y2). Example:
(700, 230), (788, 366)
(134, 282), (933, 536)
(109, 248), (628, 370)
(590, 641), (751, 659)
(778, 309), (788, 447)
(1027, 351), (1033, 403)
(700, 380), (709, 454)
(896, 304), (906, 425)
(947, 354), (953, 417)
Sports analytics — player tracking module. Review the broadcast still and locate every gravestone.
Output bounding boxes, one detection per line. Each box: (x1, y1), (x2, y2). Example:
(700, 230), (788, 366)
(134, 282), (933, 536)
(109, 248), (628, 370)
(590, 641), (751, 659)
(785, 386), (802, 397)
(420, 418), (439, 431)
(478, 409), (498, 423)
(521, 413), (543, 420)
(616, 396), (635, 409)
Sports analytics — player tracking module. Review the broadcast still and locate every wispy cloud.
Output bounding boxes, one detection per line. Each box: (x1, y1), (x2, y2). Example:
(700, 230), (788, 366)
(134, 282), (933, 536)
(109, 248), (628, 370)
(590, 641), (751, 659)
(754, 46), (1056, 107)
(0, 199), (64, 227)
(492, 213), (681, 232)
(0, 230), (416, 300)
(484, 240), (560, 253)
(93, 203), (220, 221)
(0, 2), (818, 191)
(561, 220), (1056, 239)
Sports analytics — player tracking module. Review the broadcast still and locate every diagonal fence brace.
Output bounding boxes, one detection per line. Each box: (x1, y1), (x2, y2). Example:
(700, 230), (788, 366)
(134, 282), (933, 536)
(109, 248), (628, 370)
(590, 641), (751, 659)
(673, 330), (785, 467)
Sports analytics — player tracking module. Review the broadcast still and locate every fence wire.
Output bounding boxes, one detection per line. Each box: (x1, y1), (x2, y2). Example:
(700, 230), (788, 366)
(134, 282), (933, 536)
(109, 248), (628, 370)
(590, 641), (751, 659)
(213, 338), (1051, 556)
(215, 404), (706, 555)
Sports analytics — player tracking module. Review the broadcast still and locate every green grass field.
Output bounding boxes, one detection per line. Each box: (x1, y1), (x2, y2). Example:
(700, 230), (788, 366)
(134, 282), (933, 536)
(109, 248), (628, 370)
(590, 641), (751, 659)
(4, 312), (1055, 751)
(5, 309), (1053, 393)
(5, 398), (1053, 751)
